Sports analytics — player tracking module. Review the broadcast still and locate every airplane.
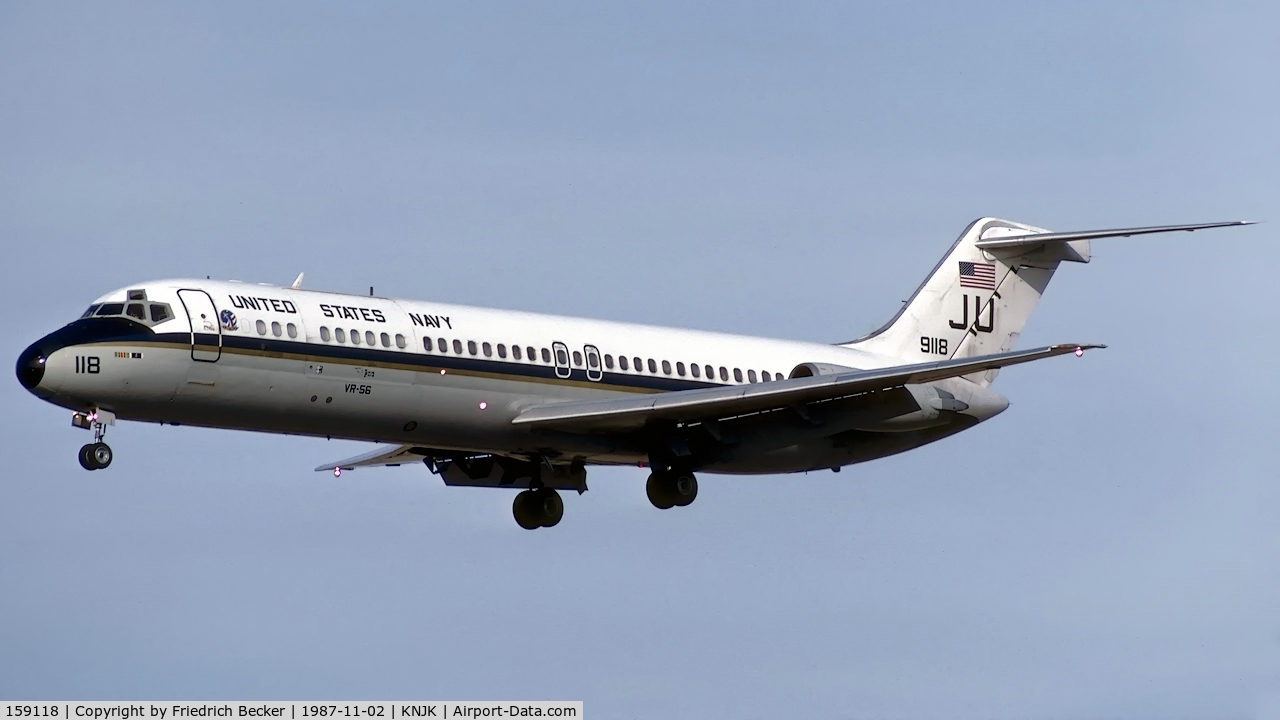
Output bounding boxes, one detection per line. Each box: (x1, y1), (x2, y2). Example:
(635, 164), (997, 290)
(15, 217), (1251, 529)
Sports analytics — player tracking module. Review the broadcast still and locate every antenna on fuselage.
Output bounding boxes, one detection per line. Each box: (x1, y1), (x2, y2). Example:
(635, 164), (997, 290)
(369, 286), (374, 296)
(291, 272), (305, 289)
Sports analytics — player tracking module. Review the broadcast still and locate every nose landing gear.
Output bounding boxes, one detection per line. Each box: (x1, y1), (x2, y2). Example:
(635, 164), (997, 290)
(78, 442), (113, 470)
(646, 470), (698, 509)
(74, 411), (113, 471)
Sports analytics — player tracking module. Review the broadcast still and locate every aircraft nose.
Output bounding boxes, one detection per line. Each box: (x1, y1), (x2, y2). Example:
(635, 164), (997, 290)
(16, 341), (47, 391)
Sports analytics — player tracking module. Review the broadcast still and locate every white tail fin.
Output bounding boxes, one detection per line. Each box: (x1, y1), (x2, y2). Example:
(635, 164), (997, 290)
(846, 218), (1090, 386)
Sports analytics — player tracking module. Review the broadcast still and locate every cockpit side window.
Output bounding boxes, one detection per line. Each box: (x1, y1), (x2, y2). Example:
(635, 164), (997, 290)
(149, 304), (172, 323)
(81, 304), (102, 318)
(96, 303), (125, 316)
(125, 303), (146, 320)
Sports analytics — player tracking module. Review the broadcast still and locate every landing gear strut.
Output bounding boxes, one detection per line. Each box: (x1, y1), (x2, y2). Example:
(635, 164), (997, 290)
(513, 487), (564, 529)
(75, 412), (113, 471)
(646, 470), (698, 509)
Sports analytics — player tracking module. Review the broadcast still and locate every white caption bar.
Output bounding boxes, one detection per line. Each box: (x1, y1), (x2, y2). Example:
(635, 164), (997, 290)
(0, 704), (581, 720)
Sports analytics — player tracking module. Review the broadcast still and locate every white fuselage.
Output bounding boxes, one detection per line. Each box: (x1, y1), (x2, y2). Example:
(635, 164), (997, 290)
(21, 279), (1004, 474)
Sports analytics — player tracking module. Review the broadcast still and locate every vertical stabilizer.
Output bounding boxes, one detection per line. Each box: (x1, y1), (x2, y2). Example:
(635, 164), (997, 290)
(847, 218), (1090, 386)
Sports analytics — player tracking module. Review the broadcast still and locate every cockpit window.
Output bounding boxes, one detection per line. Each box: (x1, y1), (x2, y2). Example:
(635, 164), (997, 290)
(84, 299), (174, 325)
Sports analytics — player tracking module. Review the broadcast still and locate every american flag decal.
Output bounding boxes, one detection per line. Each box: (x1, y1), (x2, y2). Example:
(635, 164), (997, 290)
(959, 261), (996, 290)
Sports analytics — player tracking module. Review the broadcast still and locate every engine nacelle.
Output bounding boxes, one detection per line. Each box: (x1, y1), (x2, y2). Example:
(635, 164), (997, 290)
(854, 381), (1007, 432)
(789, 362), (857, 379)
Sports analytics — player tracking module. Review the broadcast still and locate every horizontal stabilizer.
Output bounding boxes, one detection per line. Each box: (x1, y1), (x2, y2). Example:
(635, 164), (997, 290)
(513, 343), (1104, 430)
(975, 220), (1254, 250)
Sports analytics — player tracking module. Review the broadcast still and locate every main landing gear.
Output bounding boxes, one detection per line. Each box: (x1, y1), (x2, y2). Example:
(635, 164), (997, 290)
(513, 487), (564, 530)
(646, 469), (698, 509)
(74, 411), (113, 471)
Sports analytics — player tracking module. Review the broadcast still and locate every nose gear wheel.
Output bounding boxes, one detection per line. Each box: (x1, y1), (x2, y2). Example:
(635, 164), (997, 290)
(78, 442), (113, 470)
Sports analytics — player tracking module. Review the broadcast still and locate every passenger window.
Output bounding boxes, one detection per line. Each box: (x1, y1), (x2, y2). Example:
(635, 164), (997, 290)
(512, 345), (522, 360)
(287, 323), (298, 339)
(96, 303), (124, 316)
(705, 365), (714, 380)
(619, 356), (629, 371)
(438, 338), (447, 353)
(661, 360), (671, 374)
(336, 328), (347, 343)
(648, 359), (657, 373)
(556, 348), (568, 365)
(588, 353), (599, 368)
(482, 342), (492, 357)
(351, 329), (361, 345)
(604, 354), (613, 369)
(762, 371), (771, 382)
(527, 346), (536, 361)
(734, 368), (743, 382)
(81, 304), (102, 318)
(634, 357), (643, 372)
(572, 351), (582, 366)
(150, 304), (172, 323)
(748, 369), (757, 383)
(541, 348), (551, 363)
(497, 344), (507, 359)
(379, 332), (389, 347)
(366, 331), (376, 346)
(719, 367), (729, 381)
(256, 320), (267, 335)
(321, 327), (331, 342)
(691, 363), (700, 378)
(676, 362), (685, 376)
(272, 321), (282, 337)
(423, 337), (432, 352)
(468, 341), (478, 356)
(395, 334), (406, 349)
(126, 303), (146, 320)
(453, 339), (463, 354)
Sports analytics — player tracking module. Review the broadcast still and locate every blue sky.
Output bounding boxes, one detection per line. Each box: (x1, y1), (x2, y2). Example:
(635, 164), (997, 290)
(2, 2), (1278, 718)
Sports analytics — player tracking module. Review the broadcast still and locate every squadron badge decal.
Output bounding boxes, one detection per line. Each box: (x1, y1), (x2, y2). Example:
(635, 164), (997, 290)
(219, 309), (239, 331)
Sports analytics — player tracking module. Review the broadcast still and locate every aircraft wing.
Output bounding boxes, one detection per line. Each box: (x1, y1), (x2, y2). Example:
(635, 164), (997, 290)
(512, 343), (1103, 431)
(314, 444), (426, 473)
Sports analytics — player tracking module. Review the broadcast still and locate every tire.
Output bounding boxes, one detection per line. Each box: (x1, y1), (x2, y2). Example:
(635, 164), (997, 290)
(90, 443), (112, 469)
(646, 473), (676, 509)
(512, 491), (541, 530)
(535, 488), (564, 528)
(672, 473), (698, 507)
(78, 444), (99, 471)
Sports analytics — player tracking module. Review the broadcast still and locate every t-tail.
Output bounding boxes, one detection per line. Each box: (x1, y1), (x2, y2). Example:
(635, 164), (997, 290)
(845, 217), (1253, 386)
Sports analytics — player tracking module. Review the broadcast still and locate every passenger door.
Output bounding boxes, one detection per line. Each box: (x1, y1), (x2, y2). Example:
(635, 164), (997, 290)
(177, 289), (221, 362)
(584, 344), (603, 382)
(552, 341), (572, 379)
